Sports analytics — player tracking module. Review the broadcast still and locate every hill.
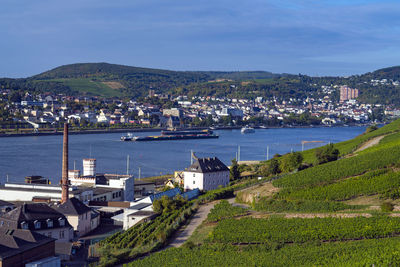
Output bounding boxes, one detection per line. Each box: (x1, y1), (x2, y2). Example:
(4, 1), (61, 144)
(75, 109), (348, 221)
(1, 63), (400, 103)
(24, 63), (285, 98)
(0, 63), (293, 98)
(113, 119), (400, 266)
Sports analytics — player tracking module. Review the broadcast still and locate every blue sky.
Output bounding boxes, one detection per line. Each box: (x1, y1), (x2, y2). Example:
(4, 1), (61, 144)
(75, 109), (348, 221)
(1, 0), (400, 77)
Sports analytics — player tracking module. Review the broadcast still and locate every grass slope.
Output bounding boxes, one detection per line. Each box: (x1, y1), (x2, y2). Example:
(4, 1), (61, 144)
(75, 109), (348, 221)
(49, 78), (123, 97)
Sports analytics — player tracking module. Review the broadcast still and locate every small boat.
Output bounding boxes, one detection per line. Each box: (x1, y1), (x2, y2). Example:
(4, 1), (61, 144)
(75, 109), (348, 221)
(121, 133), (134, 141)
(241, 126), (255, 134)
(259, 125), (267, 129)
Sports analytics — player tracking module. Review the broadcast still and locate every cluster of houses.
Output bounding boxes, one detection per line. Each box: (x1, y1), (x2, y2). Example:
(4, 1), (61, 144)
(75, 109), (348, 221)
(1, 86), (397, 131)
(0, 123), (230, 266)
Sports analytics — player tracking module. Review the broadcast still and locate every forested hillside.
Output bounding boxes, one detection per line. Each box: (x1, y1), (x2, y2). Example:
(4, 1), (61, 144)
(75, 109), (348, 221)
(1, 63), (400, 103)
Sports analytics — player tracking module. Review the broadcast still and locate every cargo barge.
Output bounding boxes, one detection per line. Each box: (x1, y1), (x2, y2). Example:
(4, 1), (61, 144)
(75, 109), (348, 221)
(121, 133), (218, 141)
(161, 129), (213, 135)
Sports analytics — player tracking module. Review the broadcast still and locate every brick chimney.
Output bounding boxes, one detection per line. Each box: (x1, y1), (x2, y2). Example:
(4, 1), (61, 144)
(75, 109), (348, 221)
(61, 123), (69, 203)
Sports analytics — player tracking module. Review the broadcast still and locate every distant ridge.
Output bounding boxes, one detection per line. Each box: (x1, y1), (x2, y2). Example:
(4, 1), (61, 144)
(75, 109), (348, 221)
(1, 62), (400, 104)
(31, 62), (286, 81)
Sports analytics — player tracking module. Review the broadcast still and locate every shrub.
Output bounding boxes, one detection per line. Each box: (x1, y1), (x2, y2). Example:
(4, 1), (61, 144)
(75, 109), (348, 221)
(315, 144), (339, 165)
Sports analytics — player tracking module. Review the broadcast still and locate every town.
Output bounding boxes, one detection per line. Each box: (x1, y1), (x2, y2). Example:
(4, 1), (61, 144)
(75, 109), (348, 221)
(0, 123), (230, 266)
(1, 81), (399, 135)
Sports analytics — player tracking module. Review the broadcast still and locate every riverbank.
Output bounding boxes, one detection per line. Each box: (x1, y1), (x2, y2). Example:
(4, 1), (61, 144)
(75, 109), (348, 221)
(0, 124), (370, 138)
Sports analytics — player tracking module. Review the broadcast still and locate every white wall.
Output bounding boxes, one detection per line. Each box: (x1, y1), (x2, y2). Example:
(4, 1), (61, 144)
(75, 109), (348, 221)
(183, 171), (229, 191)
(184, 171), (204, 190)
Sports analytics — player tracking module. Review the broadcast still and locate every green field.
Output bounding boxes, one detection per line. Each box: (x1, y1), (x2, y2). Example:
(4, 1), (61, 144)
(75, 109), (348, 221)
(41, 78), (123, 97)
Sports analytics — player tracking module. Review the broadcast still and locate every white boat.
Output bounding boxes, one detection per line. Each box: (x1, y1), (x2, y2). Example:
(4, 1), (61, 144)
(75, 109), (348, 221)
(241, 126), (255, 134)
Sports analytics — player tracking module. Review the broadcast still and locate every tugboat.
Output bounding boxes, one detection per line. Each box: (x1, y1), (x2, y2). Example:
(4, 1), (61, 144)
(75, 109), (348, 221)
(241, 126), (255, 134)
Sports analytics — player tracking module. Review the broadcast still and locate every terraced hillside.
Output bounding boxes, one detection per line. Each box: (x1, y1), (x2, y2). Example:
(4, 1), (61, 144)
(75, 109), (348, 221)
(128, 119), (400, 266)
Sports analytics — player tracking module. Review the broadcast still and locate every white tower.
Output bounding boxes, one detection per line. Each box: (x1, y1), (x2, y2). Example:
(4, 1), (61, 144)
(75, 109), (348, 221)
(83, 158), (96, 177)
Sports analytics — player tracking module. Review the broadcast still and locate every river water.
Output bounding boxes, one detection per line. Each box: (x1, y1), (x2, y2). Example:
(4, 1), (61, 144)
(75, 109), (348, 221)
(0, 126), (366, 184)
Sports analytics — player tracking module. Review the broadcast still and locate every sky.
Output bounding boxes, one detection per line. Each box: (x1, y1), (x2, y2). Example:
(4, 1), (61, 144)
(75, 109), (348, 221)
(1, 0), (400, 77)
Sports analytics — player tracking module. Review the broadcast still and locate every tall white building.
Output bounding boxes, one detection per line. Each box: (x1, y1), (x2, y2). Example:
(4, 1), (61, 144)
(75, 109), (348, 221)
(183, 157), (230, 191)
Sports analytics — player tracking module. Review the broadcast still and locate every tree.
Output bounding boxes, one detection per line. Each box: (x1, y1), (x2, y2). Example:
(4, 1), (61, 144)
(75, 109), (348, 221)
(259, 158), (280, 177)
(315, 144), (339, 165)
(267, 158), (280, 175)
(230, 159), (240, 181)
(280, 152), (303, 172)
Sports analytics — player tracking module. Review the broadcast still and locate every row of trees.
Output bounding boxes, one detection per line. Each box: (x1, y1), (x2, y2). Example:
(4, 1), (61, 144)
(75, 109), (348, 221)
(259, 144), (339, 177)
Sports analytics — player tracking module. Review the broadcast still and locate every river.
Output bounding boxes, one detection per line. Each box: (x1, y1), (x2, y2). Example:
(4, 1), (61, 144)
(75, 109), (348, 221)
(0, 126), (366, 184)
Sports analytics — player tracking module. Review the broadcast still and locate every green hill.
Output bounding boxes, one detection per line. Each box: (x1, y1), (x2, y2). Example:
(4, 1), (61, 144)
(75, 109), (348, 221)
(2, 63), (400, 102)
(121, 119), (400, 266)
(0, 63), (293, 98)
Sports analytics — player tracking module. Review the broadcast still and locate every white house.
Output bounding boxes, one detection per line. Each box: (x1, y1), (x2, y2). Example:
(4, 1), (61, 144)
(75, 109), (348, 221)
(55, 198), (96, 237)
(183, 157), (230, 191)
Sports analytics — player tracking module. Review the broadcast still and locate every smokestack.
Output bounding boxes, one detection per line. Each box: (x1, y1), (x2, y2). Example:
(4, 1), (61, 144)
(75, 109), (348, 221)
(61, 123), (69, 203)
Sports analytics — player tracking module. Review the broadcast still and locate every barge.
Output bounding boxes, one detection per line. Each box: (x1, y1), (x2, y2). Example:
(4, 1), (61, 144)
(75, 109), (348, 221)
(121, 133), (218, 141)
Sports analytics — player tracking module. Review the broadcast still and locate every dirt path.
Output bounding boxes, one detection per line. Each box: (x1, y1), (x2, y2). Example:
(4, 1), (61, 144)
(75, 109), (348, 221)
(167, 201), (216, 248)
(354, 135), (386, 153)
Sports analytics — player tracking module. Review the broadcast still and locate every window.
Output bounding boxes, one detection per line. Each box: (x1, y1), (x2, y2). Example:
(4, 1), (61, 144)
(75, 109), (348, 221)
(20, 221), (28, 229)
(193, 181), (195, 184)
(47, 219), (53, 228)
(58, 218), (65, 227)
(85, 213), (88, 220)
(34, 220), (41, 229)
(60, 230), (65, 239)
(193, 174), (195, 177)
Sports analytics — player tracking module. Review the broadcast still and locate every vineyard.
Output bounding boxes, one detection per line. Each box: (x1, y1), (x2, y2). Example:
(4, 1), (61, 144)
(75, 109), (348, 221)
(207, 200), (248, 222)
(300, 118), (400, 163)
(253, 198), (360, 212)
(123, 120), (400, 266)
(210, 216), (400, 244)
(273, 143), (400, 188)
(281, 169), (400, 201)
(128, 238), (400, 266)
(97, 202), (195, 266)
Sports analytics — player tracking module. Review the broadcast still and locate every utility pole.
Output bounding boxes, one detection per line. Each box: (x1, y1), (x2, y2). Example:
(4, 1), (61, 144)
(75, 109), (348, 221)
(190, 149), (193, 165)
(126, 155), (130, 176)
(138, 167), (141, 179)
(238, 146), (241, 162)
(267, 146), (269, 160)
